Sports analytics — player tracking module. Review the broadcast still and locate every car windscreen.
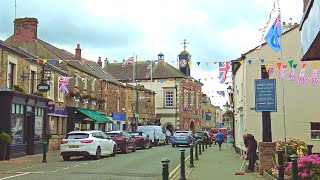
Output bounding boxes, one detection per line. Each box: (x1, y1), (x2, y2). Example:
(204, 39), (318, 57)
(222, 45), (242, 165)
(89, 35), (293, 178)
(106, 133), (121, 137)
(66, 133), (89, 139)
(130, 132), (141, 136)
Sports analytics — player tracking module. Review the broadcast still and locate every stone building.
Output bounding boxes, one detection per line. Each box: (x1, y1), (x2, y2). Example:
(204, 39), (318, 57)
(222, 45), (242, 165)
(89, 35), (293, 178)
(200, 94), (216, 130)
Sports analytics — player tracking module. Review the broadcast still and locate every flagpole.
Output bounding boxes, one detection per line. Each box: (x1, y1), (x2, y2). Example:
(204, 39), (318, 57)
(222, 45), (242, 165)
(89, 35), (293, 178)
(278, 0), (288, 157)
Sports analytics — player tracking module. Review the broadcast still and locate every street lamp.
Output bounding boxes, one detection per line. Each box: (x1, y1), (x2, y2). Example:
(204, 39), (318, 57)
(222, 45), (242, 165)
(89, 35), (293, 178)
(227, 85), (232, 94)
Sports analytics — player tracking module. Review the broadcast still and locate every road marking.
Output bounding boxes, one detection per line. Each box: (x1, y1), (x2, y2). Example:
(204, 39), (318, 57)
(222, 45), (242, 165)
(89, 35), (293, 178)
(51, 170), (59, 173)
(0, 172), (30, 180)
(73, 165), (79, 167)
(83, 163), (87, 165)
(90, 161), (95, 163)
(16, 172), (44, 174)
(63, 167), (69, 170)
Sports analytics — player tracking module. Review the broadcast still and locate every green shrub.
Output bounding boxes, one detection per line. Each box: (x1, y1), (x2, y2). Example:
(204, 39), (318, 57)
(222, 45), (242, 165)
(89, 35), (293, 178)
(0, 132), (12, 144)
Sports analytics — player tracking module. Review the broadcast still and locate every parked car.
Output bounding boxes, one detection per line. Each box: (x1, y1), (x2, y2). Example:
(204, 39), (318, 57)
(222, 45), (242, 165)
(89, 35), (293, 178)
(129, 131), (152, 149)
(209, 128), (227, 142)
(60, 130), (117, 161)
(137, 126), (166, 146)
(171, 131), (193, 147)
(193, 131), (212, 144)
(105, 131), (136, 154)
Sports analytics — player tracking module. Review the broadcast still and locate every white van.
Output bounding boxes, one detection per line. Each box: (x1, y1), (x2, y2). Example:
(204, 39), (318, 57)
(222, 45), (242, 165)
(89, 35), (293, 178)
(137, 126), (166, 146)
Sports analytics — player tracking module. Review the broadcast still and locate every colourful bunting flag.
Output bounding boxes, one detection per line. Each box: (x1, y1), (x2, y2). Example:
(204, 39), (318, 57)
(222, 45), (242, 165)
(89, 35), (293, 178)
(188, 62), (192, 67)
(43, 59), (47, 64)
(293, 64), (298, 69)
(288, 60), (294, 68)
(248, 60), (252, 64)
(313, 62), (318, 69)
(276, 62), (282, 70)
(269, 67), (275, 75)
(265, 64), (270, 73)
(312, 69), (319, 86)
(205, 62), (209, 66)
(260, 59), (265, 63)
(288, 68), (296, 81)
(197, 62), (200, 66)
(302, 63), (307, 69)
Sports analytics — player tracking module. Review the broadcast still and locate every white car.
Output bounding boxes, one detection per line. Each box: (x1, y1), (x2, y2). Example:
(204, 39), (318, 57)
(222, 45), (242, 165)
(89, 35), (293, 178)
(137, 126), (166, 146)
(60, 130), (117, 161)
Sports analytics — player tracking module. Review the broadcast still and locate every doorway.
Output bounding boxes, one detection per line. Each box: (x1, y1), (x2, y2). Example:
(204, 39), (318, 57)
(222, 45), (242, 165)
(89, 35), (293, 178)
(26, 112), (35, 155)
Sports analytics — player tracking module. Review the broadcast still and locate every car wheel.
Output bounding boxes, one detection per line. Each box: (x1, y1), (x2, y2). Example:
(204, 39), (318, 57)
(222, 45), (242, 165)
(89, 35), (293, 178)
(121, 144), (128, 154)
(172, 144), (175, 147)
(111, 145), (117, 157)
(63, 156), (70, 161)
(94, 147), (101, 160)
(132, 145), (136, 152)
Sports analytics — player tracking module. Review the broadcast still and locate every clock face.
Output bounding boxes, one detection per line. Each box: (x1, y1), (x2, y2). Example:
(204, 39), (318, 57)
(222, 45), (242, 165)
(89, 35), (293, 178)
(180, 59), (187, 67)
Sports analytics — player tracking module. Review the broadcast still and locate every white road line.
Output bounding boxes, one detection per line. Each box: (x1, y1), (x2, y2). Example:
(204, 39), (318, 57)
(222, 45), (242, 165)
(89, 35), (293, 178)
(63, 167), (69, 170)
(83, 163), (87, 165)
(16, 172), (44, 174)
(0, 172), (30, 180)
(73, 165), (79, 167)
(51, 170), (59, 173)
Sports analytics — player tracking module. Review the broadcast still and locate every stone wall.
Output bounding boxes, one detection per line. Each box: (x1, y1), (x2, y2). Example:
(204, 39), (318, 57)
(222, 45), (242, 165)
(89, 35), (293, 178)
(258, 142), (276, 175)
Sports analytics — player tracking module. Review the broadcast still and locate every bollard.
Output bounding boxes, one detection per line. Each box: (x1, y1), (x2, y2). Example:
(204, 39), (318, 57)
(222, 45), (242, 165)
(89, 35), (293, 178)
(189, 144), (194, 167)
(179, 149), (186, 180)
(277, 150), (284, 180)
(161, 158), (170, 180)
(290, 154), (298, 180)
(202, 138), (205, 152)
(42, 140), (47, 163)
(205, 138), (208, 149)
(195, 141), (198, 160)
(209, 139), (212, 147)
(198, 140), (202, 155)
(307, 145), (313, 155)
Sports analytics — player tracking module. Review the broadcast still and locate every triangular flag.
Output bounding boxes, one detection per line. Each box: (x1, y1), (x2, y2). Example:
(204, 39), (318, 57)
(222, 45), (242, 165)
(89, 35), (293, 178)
(138, 60), (142, 62)
(276, 62), (282, 70)
(188, 61), (192, 67)
(123, 59), (125, 62)
(313, 62), (318, 69)
(59, 60), (63, 64)
(51, 59), (55, 65)
(160, 80), (164, 84)
(239, 60), (243, 65)
(282, 64), (287, 69)
(113, 60), (117, 62)
(265, 64), (270, 72)
(214, 62), (217, 64)
(81, 60), (85, 64)
(155, 62), (158, 65)
(302, 63), (307, 69)
(142, 80), (145, 82)
(205, 62), (209, 66)
(35, 59), (40, 64)
(197, 62), (200, 66)
(260, 59), (265, 63)
(192, 79), (195, 83)
(288, 60), (294, 68)
(179, 79), (183, 84)
(293, 64), (298, 69)
(248, 60), (252, 64)
(43, 59), (47, 64)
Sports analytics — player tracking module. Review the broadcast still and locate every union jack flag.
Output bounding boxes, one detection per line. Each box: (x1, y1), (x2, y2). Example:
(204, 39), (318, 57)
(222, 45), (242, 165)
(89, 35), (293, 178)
(219, 62), (230, 84)
(217, 91), (225, 97)
(122, 57), (134, 67)
(59, 76), (73, 93)
(273, 15), (281, 29)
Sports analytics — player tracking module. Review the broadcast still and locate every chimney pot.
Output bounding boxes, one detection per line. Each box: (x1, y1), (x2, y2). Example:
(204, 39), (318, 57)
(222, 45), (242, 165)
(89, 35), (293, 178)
(97, 56), (102, 67)
(283, 22), (286, 25)
(13, 17), (38, 42)
(294, 22), (298, 27)
(75, 44), (81, 60)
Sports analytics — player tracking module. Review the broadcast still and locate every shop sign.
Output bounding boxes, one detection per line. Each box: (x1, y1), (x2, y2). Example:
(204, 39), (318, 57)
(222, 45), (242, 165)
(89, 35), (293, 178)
(48, 105), (67, 115)
(37, 83), (50, 92)
(112, 113), (126, 121)
(27, 98), (36, 106)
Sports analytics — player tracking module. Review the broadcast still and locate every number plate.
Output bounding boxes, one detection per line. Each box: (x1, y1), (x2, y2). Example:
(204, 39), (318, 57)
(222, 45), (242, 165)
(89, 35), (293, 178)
(69, 145), (79, 148)
(178, 137), (184, 140)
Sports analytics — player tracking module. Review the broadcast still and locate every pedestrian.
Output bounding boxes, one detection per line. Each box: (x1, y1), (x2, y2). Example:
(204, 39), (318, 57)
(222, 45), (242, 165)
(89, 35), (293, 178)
(215, 130), (224, 150)
(243, 133), (258, 173)
(226, 131), (234, 148)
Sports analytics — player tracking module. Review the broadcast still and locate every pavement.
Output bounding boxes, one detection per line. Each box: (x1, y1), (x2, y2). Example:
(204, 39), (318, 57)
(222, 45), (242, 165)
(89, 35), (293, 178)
(187, 143), (265, 180)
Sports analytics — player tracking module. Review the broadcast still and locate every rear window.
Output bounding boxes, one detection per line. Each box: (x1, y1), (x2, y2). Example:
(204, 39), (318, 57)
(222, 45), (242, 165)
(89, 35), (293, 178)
(66, 133), (89, 139)
(195, 132), (204, 135)
(106, 133), (121, 137)
(176, 133), (188, 136)
(130, 132), (141, 136)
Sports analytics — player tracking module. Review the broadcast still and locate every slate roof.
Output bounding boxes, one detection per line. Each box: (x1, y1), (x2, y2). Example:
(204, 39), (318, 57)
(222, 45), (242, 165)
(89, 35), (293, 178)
(105, 60), (203, 85)
(0, 40), (67, 75)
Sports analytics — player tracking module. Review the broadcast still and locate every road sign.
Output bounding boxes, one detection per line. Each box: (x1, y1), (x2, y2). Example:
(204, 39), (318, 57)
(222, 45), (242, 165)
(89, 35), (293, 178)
(37, 83), (50, 92)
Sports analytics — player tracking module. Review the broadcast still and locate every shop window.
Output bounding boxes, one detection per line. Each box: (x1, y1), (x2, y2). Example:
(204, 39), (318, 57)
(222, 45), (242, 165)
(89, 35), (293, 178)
(311, 122), (320, 140)
(50, 117), (58, 135)
(11, 104), (24, 144)
(35, 108), (43, 141)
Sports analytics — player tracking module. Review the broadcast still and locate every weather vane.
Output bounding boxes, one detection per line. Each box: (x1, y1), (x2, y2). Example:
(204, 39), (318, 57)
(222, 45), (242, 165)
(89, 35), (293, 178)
(180, 39), (190, 51)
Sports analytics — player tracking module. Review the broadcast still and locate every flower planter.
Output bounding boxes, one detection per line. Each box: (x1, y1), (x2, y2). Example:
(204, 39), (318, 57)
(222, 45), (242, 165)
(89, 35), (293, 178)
(263, 171), (277, 180)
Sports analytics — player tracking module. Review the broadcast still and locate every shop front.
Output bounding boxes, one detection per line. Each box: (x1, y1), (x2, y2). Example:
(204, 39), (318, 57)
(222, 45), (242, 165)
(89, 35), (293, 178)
(66, 107), (113, 133)
(0, 90), (49, 160)
(112, 113), (126, 130)
(47, 104), (67, 150)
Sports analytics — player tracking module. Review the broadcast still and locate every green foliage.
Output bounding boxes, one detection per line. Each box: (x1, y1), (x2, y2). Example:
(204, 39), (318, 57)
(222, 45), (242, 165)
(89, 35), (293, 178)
(274, 137), (308, 158)
(0, 132), (12, 144)
(13, 84), (26, 93)
(33, 91), (44, 97)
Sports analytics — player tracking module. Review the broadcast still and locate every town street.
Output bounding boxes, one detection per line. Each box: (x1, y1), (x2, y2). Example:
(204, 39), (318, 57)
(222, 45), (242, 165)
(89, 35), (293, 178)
(0, 145), (189, 180)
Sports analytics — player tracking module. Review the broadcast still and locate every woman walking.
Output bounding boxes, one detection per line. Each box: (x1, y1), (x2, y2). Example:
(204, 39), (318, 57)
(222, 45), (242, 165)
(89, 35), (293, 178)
(215, 130), (224, 150)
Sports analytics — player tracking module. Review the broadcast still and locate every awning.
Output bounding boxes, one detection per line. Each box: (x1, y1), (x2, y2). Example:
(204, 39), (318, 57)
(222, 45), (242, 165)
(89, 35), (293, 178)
(77, 108), (113, 123)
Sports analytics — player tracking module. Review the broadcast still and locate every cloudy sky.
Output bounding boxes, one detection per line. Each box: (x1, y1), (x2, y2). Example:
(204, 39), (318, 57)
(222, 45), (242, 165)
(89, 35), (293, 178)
(0, 0), (303, 108)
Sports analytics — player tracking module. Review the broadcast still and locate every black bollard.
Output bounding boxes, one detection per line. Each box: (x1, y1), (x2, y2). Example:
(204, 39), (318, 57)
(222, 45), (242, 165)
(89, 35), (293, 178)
(290, 154), (298, 180)
(179, 149), (186, 180)
(205, 138), (208, 149)
(189, 144), (194, 167)
(161, 158), (170, 180)
(307, 145), (313, 155)
(195, 141), (198, 160)
(202, 138), (205, 152)
(277, 150), (284, 180)
(209, 139), (212, 147)
(198, 140), (202, 155)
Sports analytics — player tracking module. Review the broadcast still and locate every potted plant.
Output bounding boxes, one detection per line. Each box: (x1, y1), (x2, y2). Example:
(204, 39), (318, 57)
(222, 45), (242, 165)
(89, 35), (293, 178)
(13, 84), (25, 93)
(33, 91), (44, 97)
(0, 131), (12, 161)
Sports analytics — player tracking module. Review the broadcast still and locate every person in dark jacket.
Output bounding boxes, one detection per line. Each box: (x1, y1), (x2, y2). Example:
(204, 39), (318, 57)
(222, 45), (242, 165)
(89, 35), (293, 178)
(243, 133), (257, 172)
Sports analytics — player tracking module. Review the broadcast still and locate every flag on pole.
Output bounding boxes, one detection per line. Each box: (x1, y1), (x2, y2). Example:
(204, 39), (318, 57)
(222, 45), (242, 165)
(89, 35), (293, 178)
(59, 76), (73, 93)
(264, 15), (281, 52)
(122, 57), (134, 67)
(145, 63), (152, 78)
(219, 62), (230, 84)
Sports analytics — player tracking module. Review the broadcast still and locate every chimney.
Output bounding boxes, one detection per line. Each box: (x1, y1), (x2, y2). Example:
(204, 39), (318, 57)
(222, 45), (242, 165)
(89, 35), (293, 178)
(13, 18), (38, 42)
(303, 0), (309, 12)
(294, 22), (299, 28)
(75, 44), (81, 60)
(104, 58), (109, 68)
(97, 57), (102, 67)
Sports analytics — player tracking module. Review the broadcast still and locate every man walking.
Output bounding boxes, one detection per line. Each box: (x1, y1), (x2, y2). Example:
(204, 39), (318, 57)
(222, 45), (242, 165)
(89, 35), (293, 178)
(215, 130), (224, 150)
(243, 133), (257, 173)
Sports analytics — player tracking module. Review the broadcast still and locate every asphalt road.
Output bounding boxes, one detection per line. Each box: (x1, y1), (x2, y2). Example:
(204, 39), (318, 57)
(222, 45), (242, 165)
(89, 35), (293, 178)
(0, 145), (190, 180)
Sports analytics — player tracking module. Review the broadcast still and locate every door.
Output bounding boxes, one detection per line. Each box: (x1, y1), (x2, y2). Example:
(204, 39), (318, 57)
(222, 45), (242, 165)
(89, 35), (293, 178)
(100, 132), (112, 154)
(124, 132), (134, 148)
(26, 112), (35, 155)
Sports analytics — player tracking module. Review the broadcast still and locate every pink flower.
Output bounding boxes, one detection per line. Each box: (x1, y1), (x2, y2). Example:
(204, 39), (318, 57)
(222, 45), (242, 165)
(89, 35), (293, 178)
(298, 164), (304, 169)
(310, 171), (315, 176)
(301, 172), (308, 178)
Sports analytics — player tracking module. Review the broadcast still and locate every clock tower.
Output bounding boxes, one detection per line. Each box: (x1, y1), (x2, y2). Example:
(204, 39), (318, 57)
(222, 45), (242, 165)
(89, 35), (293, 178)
(178, 39), (191, 76)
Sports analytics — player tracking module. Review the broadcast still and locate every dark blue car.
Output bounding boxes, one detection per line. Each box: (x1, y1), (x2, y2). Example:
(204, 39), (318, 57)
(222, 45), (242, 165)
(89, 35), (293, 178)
(171, 131), (193, 147)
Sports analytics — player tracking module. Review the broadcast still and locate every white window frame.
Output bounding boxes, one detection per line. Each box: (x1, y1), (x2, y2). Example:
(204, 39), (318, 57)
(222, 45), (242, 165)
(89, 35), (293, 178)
(91, 79), (95, 91)
(164, 91), (173, 108)
(46, 73), (54, 100)
(311, 122), (320, 140)
(190, 91), (194, 106)
(7, 55), (18, 88)
(74, 74), (79, 87)
(184, 89), (188, 108)
(58, 84), (64, 102)
(196, 92), (199, 108)
(83, 77), (87, 90)
(29, 65), (37, 94)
